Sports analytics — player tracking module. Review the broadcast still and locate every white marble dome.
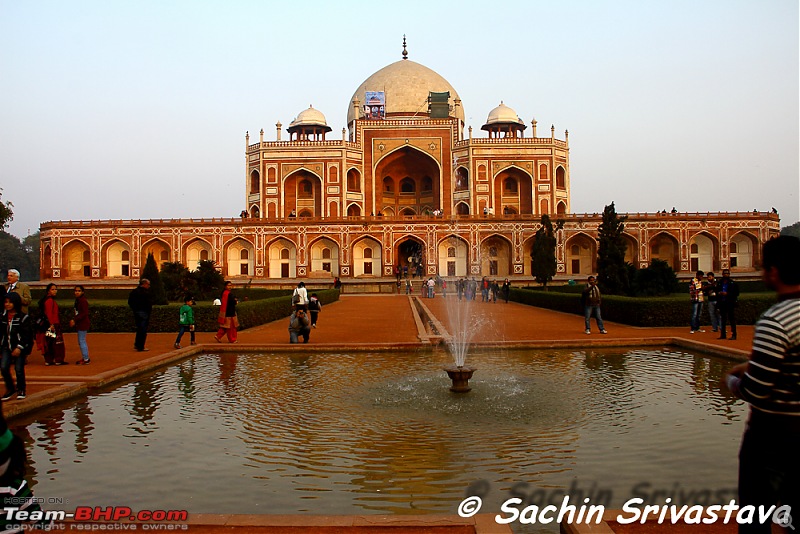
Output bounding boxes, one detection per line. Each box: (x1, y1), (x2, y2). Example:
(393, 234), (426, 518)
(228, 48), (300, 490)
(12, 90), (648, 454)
(484, 102), (524, 126)
(289, 105), (329, 128)
(347, 60), (464, 124)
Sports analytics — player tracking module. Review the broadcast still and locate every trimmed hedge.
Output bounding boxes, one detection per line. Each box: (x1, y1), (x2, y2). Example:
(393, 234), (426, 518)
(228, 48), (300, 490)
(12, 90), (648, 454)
(510, 288), (776, 327)
(28, 289), (340, 333)
(30, 287), (291, 303)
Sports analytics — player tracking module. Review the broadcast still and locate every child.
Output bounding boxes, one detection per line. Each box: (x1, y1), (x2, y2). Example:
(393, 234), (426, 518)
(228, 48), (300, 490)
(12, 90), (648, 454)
(174, 296), (196, 349)
(308, 293), (322, 328)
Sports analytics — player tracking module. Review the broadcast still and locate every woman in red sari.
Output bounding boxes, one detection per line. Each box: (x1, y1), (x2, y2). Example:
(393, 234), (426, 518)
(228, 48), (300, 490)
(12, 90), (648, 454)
(37, 283), (67, 365)
(214, 281), (239, 343)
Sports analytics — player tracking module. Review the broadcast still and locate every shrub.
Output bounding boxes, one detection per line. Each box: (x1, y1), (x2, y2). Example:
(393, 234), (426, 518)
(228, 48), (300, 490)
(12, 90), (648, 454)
(29, 289), (340, 333)
(631, 259), (680, 296)
(510, 288), (776, 327)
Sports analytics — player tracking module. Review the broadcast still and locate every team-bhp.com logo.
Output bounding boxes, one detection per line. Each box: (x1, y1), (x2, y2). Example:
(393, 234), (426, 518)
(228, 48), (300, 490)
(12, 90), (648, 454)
(4, 506), (189, 530)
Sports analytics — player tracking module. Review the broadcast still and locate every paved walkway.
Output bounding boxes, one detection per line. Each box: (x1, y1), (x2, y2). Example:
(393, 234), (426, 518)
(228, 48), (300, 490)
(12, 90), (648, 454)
(4, 295), (753, 533)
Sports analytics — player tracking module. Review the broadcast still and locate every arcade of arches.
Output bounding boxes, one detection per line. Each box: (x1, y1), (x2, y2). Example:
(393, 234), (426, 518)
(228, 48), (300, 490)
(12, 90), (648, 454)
(39, 215), (777, 281)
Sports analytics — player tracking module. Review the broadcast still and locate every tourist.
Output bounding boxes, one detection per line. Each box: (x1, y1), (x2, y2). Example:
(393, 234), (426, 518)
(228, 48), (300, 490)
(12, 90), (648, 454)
(481, 277), (490, 302)
(456, 278), (464, 301)
(38, 283), (66, 365)
(502, 278), (511, 303)
(69, 285), (91, 365)
(405, 278), (412, 295)
(426, 277), (435, 298)
(469, 278), (478, 301)
(308, 293), (322, 328)
(333, 277), (342, 290)
(717, 268), (739, 340)
(689, 270), (705, 334)
(491, 280), (501, 303)
(292, 281), (309, 311)
(703, 272), (720, 332)
(128, 278), (152, 352)
(4, 269), (31, 315)
(215, 281), (239, 343)
(174, 295), (196, 349)
(581, 276), (607, 334)
(1, 292), (33, 400)
(722, 235), (800, 533)
(288, 308), (311, 343)
(0, 401), (52, 529)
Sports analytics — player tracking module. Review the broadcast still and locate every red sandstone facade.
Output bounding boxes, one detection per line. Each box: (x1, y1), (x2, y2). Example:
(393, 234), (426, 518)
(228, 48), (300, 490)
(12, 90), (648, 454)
(38, 52), (780, 283)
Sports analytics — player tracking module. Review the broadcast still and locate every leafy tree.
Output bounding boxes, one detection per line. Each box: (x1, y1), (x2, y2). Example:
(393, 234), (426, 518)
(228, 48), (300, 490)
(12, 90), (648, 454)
(0, 189), (12, 230)
(531, 214), (564, 290)
(631, 259), (680, 296)
(141, 252), (168, 305)
(0, 231), (35, 280)
(781, 221), (800, 239)
(22, 232), (40, 279)
(596, 202), (630, 295)
(193, 260), (225, 300)
(160, 261), (197, 302)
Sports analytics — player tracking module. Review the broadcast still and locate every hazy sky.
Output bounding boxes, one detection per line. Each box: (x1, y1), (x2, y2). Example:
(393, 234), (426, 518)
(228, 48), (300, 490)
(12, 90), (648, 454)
(1, 0), (797, 239)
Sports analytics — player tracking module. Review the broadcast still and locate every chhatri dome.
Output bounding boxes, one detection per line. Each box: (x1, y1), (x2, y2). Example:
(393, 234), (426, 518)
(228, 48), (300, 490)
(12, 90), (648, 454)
(481, 101), (527, 138)
(483, 102), (525, 128)
(287, 105), (332, 141)
(288, 105), (331, 131)
(346, 39), (464, 125)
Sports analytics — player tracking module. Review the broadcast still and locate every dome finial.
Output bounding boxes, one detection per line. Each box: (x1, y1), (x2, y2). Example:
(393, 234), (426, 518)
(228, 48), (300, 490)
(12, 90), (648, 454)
(402, 35), (408, 60)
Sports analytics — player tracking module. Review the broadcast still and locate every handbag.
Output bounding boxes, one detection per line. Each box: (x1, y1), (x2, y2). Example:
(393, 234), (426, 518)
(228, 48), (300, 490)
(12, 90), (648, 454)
(45, 329), (57, 339)
(291, 290), (300, 305)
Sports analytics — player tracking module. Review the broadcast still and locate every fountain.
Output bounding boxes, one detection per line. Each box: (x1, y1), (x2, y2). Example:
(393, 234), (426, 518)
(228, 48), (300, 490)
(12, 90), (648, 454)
(416, 279), (491, 392)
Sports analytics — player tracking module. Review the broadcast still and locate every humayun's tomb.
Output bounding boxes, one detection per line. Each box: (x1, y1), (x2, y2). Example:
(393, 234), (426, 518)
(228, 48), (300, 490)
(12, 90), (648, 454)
(39, 42), (780, 287)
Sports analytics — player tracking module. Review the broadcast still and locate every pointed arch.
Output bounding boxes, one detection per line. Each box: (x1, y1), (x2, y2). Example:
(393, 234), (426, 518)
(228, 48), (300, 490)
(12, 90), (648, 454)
(61, 238), (92, 278)
(102, 239), (131, 278)
(309, 237), (340, 276)
(267, 237), (297, 278)
(729, 231), (758, 270)
(374, 144), (442, 216)
(141, 237), (172, 266)
(649, 232), (680, 271)
(555, 166), (566, 189)
(223, 237), (254, 277)
(455, 201), (470, 216)
(352, 236), (383, 276)
(183, 237), (214, 271)
(494, 165), (533, 215)
(249, 169), (260, 194)
(565, 232), (597, 276)
(480, 234), (513, 277)
(437, 235), (469, 277)
(284, 168), (322, 218)
(688, 231), (719, 273)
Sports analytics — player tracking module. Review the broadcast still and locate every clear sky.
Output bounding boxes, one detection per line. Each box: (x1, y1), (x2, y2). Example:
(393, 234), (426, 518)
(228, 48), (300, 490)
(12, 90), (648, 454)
(1, 0), (797, 239)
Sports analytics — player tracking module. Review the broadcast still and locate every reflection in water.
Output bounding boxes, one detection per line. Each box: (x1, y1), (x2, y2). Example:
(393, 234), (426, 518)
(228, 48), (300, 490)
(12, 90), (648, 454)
(11, 348), (747, 533)
(125, 374), (163, 437)
(71, 401), (94, 456)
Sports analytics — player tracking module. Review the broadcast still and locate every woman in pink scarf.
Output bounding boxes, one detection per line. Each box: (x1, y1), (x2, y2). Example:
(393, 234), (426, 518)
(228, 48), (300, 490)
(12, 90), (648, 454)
(214, 281), (239, 343)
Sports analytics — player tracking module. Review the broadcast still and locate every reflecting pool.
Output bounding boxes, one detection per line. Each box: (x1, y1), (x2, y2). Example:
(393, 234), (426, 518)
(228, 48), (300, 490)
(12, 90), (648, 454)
(13, 348), (746, 533)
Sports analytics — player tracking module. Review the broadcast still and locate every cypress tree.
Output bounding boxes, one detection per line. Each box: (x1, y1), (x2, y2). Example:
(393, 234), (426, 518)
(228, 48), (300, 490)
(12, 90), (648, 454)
(531, 214), (563, 290)
(597, 202), (630, 295)
(141, 252), (168, 305)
